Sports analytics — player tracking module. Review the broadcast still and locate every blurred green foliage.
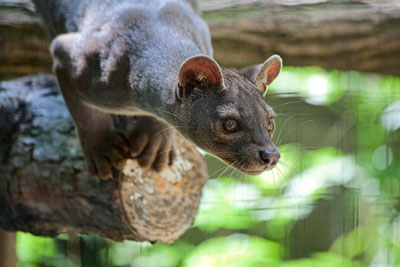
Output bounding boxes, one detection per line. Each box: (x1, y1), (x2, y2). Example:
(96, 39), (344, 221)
(15, 67), (400, 266)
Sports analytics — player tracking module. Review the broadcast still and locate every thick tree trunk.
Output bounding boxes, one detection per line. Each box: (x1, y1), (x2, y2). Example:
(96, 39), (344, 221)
(0, 0), (399, 78)
(0, 230), (16, 267)
(0, 74), (208, 243)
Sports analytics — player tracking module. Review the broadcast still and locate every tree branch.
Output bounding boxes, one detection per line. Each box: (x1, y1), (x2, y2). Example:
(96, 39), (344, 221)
(205, 0), (400, 74)
(0, 74), (208, 243)
(0, 0), (399, 78)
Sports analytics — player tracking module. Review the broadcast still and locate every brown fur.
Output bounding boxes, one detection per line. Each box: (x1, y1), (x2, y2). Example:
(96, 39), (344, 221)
(33, 0), (282, 177)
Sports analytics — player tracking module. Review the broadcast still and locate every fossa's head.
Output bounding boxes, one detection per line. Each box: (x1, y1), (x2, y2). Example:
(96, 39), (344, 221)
(174, 55), (282, 175)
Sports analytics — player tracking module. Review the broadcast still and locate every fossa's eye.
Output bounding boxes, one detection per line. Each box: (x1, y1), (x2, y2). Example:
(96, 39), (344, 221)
(222, 119), (240, 133)
(267, 119), (275, 135)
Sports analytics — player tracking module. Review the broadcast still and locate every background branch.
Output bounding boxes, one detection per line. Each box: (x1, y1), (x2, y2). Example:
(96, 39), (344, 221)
(0, 0), (399, 78)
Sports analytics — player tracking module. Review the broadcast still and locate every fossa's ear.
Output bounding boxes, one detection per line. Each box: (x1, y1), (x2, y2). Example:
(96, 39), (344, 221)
(177, 55), (224, 100)
(240, 55), (282, 96)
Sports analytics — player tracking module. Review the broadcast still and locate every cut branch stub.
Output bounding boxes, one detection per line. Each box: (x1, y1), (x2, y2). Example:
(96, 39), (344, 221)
(120, 135), (208, 243)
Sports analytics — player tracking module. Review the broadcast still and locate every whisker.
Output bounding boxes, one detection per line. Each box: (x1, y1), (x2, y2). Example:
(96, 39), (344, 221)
(277, 120), (314, 147)
(278, 160), (293, 170)
(278, 161), (297, 176)
(208, 161), (233, 178)
(214, 151), (242, 156)
(218, 160), (239, 178)
(271, 168), (276, 188)
(157, 145), (198, 155)
(154, 107), (188, 123)
(276, 165), (285, 178)
(224, 165), (238, 180)
(277, 142), (299, 148)
(209, 152), (247, 177)
(281, 162), (298, 182)
(153, 125), (187, 137)
(279, 146), (316, 153)
(229, 159), (245, 179)
(276, 113), (310, 117)
(238, 162), (246, 179)
(273, 100), (303, 110)
(274, 115), (293, 145)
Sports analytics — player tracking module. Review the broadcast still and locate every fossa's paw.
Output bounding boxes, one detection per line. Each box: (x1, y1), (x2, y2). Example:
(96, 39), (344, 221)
(128, 117), (176, 172)
(78, 130), (130, 179)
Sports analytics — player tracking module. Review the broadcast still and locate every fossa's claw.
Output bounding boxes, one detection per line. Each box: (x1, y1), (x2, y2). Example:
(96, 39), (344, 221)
(79, 130), (129, 179)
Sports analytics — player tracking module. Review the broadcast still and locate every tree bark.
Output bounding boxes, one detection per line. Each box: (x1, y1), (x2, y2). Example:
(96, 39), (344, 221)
(0, 0), (51, 78)
(0, 230), (16, 267)
(0, 0), (399, 78)
(0, 74), (208, 243)
(206, 0), (400, 75)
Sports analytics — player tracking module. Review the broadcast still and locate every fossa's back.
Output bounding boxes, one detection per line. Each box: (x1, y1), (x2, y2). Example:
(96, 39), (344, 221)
(33, 0), (212, 98)
(33, 0), (210, 53)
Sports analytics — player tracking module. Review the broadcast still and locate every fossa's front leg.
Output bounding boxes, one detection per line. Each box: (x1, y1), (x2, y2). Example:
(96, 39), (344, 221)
(75, 115), (129, 179)
(51, 32), (176, 177)
(55, 68), (129, 179)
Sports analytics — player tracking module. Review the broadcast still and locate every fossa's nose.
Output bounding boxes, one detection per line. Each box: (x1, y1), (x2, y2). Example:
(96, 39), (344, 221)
(259, 148), (280, 166)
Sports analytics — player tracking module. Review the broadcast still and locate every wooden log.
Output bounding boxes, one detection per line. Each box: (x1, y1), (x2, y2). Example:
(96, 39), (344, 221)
(0, 0), (399, 78)
(0, 74), (208, 243)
